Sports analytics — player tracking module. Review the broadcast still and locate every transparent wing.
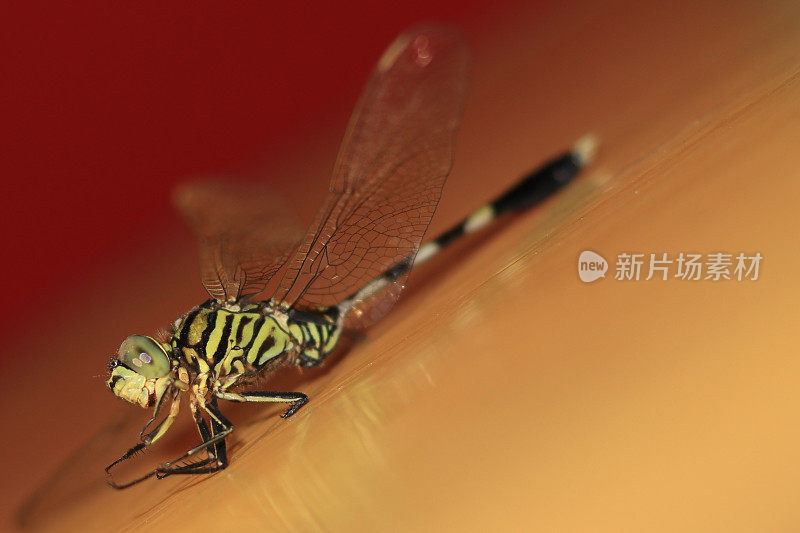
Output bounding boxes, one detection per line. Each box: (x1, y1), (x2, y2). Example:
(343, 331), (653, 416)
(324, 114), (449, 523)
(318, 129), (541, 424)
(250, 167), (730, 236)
(174, 179), (305, 302)
(343, 274), (410, 330)
(274, 26), (469, 323)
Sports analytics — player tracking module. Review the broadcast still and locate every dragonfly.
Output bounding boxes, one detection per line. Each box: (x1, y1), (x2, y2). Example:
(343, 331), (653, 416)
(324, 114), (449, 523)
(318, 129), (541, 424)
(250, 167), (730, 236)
(104, 25), (597, 489)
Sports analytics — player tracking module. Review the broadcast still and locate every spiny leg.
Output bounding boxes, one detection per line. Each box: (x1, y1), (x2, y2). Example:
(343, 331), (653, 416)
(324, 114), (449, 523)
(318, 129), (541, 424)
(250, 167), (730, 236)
(216, 390), (309, 418)
(137, 386), (171, 440)
(105, 391), (181, 489)
(165, 401), (218, 467)
(211, 411), (228, 466)
(157, 410), (230, 476)
(189, 399), (217, 461)
(105, 443), (154, 489)
(155, 399), (233, 478)
(152, 410), (220, 478)
(106, 397), (232, 488)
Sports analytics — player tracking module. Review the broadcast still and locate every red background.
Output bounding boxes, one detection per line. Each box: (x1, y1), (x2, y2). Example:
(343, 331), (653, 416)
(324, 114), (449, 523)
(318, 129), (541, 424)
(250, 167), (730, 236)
(3, 1), (511, 339)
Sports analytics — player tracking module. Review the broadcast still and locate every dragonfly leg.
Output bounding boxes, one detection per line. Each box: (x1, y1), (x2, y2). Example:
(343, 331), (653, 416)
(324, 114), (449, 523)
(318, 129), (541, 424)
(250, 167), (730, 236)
(137, 386), (170, 440)
(105, 391), (181, 489)
(155, 398), (233, 478)
(216, 390), (308, 418)
(105, 397), (232, 488)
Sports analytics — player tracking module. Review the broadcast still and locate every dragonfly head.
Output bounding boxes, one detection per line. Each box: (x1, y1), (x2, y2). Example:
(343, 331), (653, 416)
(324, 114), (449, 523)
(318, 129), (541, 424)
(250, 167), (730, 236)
(107, 335), (174, 408)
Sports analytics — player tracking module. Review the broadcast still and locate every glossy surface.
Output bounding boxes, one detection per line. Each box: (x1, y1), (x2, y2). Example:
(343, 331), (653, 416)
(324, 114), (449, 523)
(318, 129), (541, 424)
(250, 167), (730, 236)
(6, 0), (800, 530)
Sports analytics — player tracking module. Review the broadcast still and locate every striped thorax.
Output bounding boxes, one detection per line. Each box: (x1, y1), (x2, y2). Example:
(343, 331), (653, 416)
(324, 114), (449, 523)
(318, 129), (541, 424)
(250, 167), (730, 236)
(107, 299), (342, 411)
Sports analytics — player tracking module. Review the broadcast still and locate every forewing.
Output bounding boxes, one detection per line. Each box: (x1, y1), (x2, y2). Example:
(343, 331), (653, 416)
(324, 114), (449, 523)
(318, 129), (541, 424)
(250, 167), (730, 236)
(274, 26), (469, 321)
(174, 179), (304, 302)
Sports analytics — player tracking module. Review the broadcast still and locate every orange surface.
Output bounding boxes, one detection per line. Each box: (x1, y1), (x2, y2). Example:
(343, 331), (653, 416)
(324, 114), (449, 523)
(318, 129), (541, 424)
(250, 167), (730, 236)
(6, 0), (800, 531)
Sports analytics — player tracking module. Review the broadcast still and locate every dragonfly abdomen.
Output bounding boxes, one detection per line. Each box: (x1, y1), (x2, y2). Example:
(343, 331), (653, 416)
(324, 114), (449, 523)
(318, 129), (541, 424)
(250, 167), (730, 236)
(344, 135), (597, 311)
(287, 307), (343, 367)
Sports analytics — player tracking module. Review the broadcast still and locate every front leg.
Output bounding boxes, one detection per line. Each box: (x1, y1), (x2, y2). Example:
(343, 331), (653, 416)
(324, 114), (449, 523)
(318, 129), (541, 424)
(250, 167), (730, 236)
(106, 397), (233, 488)
(105, 390), (181, 489)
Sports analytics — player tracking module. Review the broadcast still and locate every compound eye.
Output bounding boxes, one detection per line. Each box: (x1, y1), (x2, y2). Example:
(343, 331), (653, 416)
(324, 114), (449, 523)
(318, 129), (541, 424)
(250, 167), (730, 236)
(117, 335), (171, 379)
